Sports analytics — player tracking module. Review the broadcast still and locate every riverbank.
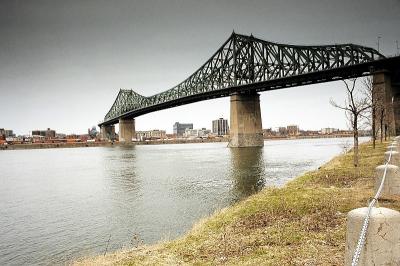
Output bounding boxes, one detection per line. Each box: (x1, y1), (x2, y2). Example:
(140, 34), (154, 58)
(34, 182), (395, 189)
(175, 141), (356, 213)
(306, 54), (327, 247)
(0, 138), (229, 150)
(0, 141), (115, 150)
(75, 140), (400, 265)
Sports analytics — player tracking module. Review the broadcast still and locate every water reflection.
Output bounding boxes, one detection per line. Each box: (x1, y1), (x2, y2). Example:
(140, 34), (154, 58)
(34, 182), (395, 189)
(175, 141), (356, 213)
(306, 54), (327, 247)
(229, 147), (266, 201)
(105, 146), (140, 194)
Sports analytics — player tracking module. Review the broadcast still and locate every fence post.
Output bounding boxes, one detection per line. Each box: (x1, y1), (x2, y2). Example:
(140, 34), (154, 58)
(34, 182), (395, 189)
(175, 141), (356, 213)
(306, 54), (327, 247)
(384, 151), (400, 167)
(375, 164), (400, 196)
(347, 141), (400, 266)
(386, 145), (398, 152)
(345, 207), (400, 265)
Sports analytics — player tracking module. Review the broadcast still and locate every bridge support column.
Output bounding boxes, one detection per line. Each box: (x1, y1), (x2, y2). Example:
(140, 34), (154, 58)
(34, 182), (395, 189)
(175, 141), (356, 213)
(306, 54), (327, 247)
(119, 118), (135, 143)
(229, 92), (264, 148)
(373, 71), (400, 137)
(100, 125), (115, 141)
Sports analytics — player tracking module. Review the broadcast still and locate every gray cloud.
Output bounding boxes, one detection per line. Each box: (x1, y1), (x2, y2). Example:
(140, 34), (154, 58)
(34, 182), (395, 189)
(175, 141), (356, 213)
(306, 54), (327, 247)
(0, 0), (399, 134)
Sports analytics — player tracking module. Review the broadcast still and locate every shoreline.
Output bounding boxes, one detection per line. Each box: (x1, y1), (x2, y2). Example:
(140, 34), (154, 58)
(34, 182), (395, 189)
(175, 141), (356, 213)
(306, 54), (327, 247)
(0, 138), (228, 150)
(0, 134), (364, 151)
(74, 140), (399, 265)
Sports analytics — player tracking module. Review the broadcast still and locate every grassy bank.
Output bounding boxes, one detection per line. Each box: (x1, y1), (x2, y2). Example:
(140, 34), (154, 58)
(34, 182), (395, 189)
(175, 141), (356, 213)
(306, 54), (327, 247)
(75, 141), (400, 265)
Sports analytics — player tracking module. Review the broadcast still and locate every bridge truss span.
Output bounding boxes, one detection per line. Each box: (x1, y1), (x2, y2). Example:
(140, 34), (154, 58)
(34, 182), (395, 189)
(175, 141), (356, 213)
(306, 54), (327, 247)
(100, 32), (385, 126)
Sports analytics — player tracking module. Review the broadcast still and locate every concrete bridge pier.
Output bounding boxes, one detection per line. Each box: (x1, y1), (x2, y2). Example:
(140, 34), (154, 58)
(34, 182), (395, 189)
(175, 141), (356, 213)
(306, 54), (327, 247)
(100, 125), (115, 141)
(119, 118), (135, 143)
(228, 92), (264, 148)
(373, 71), (400, 136)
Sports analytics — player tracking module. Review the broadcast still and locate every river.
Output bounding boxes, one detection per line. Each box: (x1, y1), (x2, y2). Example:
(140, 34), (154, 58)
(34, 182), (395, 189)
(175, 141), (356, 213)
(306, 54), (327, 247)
(0, 137), (366, 265)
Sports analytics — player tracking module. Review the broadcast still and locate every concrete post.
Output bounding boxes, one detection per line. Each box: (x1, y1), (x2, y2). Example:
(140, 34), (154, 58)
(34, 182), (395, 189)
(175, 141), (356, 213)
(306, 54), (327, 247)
(119, 118), (135, 143)
(387, 145), (399, 153)
(345, 207), (400, 266)
(229, 92), (264, 147)
(375, 164), (400, 196)
(385, 151), (400, 166)
(100, 125), (115, 141)
(100, 126), (106, 140)
(373, 72), (398, 136)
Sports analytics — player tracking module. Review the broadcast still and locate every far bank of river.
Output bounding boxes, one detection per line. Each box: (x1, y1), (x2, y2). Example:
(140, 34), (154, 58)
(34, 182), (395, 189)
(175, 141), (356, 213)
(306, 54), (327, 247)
(0, 134), (364, 151)
(0, 138), (228, 150)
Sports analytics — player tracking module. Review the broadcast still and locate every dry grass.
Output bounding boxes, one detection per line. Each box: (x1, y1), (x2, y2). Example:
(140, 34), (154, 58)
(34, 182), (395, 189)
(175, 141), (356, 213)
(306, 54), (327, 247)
(74, 140), (400, 266)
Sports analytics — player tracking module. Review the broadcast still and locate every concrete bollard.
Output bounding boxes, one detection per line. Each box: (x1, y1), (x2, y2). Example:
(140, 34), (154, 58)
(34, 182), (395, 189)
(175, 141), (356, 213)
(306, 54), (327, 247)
(386, 145), (398, 153)
(384, 151), (400, 166)
(345, 207), (400, 266)
(375, 164), (400, 196)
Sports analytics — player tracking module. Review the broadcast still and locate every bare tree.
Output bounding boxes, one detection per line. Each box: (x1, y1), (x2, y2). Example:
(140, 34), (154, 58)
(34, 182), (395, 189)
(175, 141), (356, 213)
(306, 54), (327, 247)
(330, 79), (370, 167)
(374, 82), (386, 143)
(380, 109), (385, 142)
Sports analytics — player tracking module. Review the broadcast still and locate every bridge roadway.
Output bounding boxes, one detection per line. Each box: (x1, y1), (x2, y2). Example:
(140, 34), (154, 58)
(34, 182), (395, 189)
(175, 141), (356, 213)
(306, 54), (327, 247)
(99, 33), (400, 147)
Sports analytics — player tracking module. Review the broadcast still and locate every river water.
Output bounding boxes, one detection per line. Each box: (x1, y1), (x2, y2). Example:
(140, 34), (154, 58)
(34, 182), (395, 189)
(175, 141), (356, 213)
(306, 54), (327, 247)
(0, 137), (365, 265)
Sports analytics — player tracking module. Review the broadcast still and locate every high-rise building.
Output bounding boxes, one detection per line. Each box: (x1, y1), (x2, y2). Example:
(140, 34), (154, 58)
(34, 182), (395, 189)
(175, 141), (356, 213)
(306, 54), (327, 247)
(287, 125), (299, 136)
(0, 128), (5, 139)
(1, 129), (15, 138)
(32, 128), (56, 139)
(173, 122), (193, 136)
(212, 118), (229, 136)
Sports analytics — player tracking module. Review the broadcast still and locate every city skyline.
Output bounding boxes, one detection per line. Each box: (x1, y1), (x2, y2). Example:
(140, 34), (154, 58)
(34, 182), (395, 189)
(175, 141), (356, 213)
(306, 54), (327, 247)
(1, 0), (400, 135)
(0, 121), (362, 138)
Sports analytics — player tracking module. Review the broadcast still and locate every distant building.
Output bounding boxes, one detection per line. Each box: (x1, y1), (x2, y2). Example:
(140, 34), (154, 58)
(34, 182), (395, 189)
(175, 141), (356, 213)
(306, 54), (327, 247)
(6, 130), (14, 137)
(166, 133), (175, 139)
(300, 130), (320, 136)
(263, 128), (275, 137)
(320, 128), (338, 134)
(184, 128), (211, 138)
(173, 122), (193, 137)
(212, 118), (229, 136)
(56, 133), (67, 139)
(287, 125), (299, 136)
(32, 128), (56, 139)
(278, 127), (287, 136)
(88, 126), (98, 138)
(148, 129), (166, 140)
(136, 129), (166, 141)
(0, 128), (15, 138)
(136, 131), (150, 140)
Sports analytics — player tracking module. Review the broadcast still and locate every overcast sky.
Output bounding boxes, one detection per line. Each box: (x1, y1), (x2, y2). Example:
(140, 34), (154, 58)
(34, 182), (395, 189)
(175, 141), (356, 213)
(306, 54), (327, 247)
(1, 0), (399, 135)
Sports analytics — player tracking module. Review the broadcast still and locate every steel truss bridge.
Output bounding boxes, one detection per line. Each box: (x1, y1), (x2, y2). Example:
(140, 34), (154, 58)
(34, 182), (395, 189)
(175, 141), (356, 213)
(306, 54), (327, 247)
(99, 32), (400, 127)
